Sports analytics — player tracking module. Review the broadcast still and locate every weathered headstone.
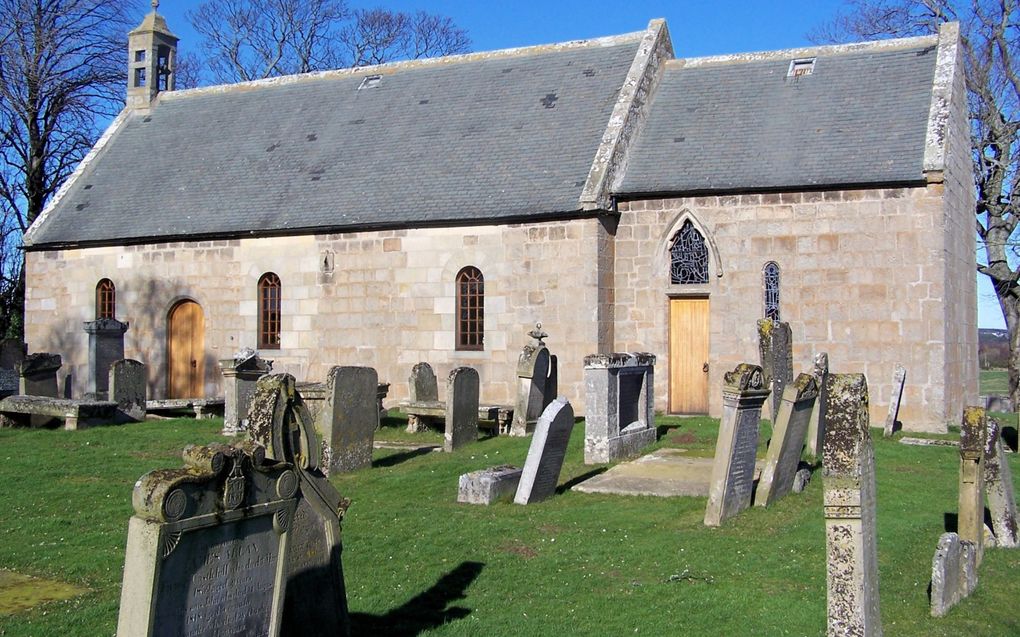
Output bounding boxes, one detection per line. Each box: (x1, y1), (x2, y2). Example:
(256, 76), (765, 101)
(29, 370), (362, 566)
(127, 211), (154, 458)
(110, 359), (146, 422)
(458, 465), (523, 505)
(806, 352), (829, 458)
(823, 373), (881, 637)
(511, 323), (558, 437)
(515, 398), (576, 504)
(318, 366), (378, 474)
(929, 532), (978, 618)
(583, 352), (656, 464)
(84, 318), (129, 395)
(445, 367), (479, 452)
(704, 363), (770, 527)
(220, 348), (273, 435)
(409, 362), (438, 402)
(883, 364), (906, 437)
(984, 417), (1019, 547)
(758, 318), (793, 424)
(246, 373), (351, 637)
(117, 443), (298, 637)
(958, 407), (987, 564)
(18, 353), (61, 397)
(756, 373), (819, 507)
(0, 338), (26, 368)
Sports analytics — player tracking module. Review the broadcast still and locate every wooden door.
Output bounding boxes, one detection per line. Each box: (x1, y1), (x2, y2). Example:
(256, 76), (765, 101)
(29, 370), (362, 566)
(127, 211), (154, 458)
(669, 298), (709, 414)
(167, 300), (205, 398)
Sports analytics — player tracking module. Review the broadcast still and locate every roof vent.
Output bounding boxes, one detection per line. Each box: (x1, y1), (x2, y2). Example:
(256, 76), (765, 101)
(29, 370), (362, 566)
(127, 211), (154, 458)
(787, 58), (815, 78)
(358, 75), (382, 90)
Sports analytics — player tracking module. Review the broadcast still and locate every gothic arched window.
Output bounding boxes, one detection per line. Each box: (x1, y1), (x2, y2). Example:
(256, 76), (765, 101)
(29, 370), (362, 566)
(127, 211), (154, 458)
(96, 279), (116, 319)
(763, 262), (781, 321)
(456, 266), (484, 351)
(258, 273), (282, 349)
(669, 220), (709, 284)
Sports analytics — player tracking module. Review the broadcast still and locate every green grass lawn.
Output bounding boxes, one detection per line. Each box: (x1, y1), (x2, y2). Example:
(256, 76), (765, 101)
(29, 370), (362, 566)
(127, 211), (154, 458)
(980, 369), (1009, 395)
(0, 416), (1018, 636)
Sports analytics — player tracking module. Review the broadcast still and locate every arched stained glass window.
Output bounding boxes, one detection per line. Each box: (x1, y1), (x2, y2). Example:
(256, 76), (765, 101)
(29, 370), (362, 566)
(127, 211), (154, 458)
(763, 262), (781, 321)
(258, 273), (282, 349)
(456, 266), (484, 351)
(669, 220), (709, 284)
(96, 279), (116, 319)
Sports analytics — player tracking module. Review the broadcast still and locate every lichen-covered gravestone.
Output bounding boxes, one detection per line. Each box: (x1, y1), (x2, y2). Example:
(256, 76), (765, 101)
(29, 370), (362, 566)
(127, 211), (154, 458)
(823, 373), (881, 637)
(445, 367), (480, 452)
(758, 318), (793, 424)
(219, 348), (273, 436)
(883, 364), (906, 437)
(515, 398), (575, 504)
(929, 531), (978, 617)
(756, 373), (818, 507)
(511, 323), (558, 437)
(109, 359), (146, 422)
(318, 366), (378, 474)
(117, 443), (298, 637)
(958, 407), (987, 563)
(806, 352), (829, 458)
(984, 418), (1019, 547)
(704, 363), (770, 527)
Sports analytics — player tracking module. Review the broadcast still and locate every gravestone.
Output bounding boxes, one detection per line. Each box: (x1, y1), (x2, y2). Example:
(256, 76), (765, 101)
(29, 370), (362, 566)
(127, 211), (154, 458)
(930, 532), (978, 617)
(110, 359), (146, 422)
(458, 465), (523, 505)
(823, 373), (881, 637)
(511, 323), (558, 437)
(0, 339), (25, 399)
(318, 366), (378, 474)
(246, 373), (351, 637)
(117, 443), (298, 637)
(18, 353), (61, 397)
(984, 418), (1019, 547)
(515, 398), (576, 504)
(756, 373), (819, 508)
(445, 367), (479, 452)
(958, 407), (987, 563)
(220, 348), (273, 435)
(806, 352), (828, 458)
(704, 363), (770, 527)
(409, 362), (438, 402)
(83, 318), (129, 395)
(583, 353), (656, 464)
(883, 365), (907, 437)
(984, 394), (1013, 412)
(757, 318), (793, 424)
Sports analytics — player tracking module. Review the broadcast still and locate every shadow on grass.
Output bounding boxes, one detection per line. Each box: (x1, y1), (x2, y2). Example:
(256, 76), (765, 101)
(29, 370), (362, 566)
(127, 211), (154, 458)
(349, 561), (484, 636)
(1002, 425), (1018, 452)
(373, 447), (436, 468)
(557, 467), (607, 494)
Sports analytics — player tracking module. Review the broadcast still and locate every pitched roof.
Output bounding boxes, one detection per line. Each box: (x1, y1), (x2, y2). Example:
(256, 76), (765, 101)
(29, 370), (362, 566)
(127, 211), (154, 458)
(26, 35), (642, 248)
(615, 37), (939, 196)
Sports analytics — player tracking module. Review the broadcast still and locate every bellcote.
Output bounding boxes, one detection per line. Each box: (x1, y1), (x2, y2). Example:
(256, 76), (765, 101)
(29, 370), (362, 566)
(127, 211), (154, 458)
(127, 1), (178, 110)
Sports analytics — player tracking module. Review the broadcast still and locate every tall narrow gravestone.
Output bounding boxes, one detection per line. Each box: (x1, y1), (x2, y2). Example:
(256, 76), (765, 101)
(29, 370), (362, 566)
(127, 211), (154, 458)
(83, 318), (129, 395)
(823, 373), (881, 637)
(318, 366), (378, 474)
(958, 407), (987, 563)
(515, 398), (575, 504)
(756, 373), (819, 507)
(984, 418), (1019, 547)
(806, 352), (829, 458)
(110, 359), (146, 422)
(445, 367), (480, 452)
(247, 374), (351, 637)
(704, 363), (770, 527)
(758, 319), (793, 424)
(220, 348), (273, 435)
(117, 444), (298, 637)
(511, 323), (558, 437)
(583, 353), (656, 464)
(883, 365), (906, 437)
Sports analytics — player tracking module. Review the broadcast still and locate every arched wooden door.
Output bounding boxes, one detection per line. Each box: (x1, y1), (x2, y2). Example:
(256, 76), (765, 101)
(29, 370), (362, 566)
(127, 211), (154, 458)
(167, 300), (205, 398)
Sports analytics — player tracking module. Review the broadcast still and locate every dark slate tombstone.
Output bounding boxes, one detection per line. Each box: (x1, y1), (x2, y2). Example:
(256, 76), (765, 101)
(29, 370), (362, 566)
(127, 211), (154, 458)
(18, 353), (61, 397)
(117, 444), (297, 637)
(883, 364), (907, 437)
(220, 348), (273, 435)
(582, 353), (656, 464)
(704, 363), (770, 527)
(409, 362), (439, 402)
(806, 352), (828, 458)
(83, 318), (129, 395)
(757, 318), (793, 424)
(984, 418), (1019, 547)
(444, 367), (479, 452)
(110, 359), (146, 422)
(958, 407), (987, 562)
(246, 374), (351, 637)
(511, 323), (558, 437)
(319, 366), (378, 475)
(823, 373), (881, 637)
(756, 373), (819, 507)
(514, 398), (576, 504)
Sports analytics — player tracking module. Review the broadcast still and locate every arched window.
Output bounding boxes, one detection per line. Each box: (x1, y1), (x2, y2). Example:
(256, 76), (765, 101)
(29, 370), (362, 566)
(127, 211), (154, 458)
(763, 262), (781, 321)
(456, 266), (484, 351)
(258, 273), (282, 349)
(96, 279), (116, 319)
(669, 220), (709, 284)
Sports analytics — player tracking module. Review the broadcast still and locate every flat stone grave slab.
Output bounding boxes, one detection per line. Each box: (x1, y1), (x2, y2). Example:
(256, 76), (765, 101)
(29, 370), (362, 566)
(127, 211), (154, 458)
(572, 448), (763, 498)
(899, 437), (959, 448)
(0, 395), (117, 430)
(0, 570), (88, 615)
(145, 398), (224, 419)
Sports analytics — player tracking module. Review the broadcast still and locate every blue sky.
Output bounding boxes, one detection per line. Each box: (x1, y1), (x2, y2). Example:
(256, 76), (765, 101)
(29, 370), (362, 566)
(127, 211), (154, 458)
(149, 0), (1005, 329)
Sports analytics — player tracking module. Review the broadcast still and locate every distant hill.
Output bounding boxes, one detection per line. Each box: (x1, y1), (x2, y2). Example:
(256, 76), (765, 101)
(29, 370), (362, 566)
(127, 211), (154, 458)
(980, 328), (1009, 369)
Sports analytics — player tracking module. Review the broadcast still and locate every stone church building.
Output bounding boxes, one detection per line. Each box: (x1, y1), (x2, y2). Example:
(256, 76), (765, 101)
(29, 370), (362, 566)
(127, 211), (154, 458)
(23, 9), (976, 432)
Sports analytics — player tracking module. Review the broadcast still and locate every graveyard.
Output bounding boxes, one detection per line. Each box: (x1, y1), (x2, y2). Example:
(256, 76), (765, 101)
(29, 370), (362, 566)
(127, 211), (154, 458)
(0, 406), (1017, 635)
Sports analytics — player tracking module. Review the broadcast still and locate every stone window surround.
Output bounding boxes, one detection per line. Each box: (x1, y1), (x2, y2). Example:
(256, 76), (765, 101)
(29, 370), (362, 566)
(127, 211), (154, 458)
(96, 278), (116, 320)
(455, 265), (484, 351)
(258, 272), (281, 350)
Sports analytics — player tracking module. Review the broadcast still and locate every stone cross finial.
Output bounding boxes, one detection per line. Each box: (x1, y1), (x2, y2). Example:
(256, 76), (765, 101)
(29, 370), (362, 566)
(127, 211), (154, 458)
(527, 322), (548, 345)
(151, 0), (159, 10)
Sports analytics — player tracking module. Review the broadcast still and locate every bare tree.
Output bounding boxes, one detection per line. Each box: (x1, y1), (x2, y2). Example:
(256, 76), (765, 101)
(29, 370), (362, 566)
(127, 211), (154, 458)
(188, 0), (470, 83)
(817, 0), (1020, 406)
(0, 0), (139, 338)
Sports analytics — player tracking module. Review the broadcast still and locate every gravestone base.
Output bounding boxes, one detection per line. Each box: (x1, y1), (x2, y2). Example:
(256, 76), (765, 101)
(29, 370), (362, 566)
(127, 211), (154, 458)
(458, 466), (523, 505)
(584, 426), (656, 465)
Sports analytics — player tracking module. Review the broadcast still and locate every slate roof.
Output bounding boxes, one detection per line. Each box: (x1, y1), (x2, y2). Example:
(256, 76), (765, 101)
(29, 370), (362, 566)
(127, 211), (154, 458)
(615, 41), (939, 196)
(26, 36), (641, 248)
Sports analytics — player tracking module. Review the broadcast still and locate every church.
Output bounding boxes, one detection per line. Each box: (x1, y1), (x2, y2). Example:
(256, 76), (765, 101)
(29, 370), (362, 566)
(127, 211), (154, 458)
(22, 8), (977, 432)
